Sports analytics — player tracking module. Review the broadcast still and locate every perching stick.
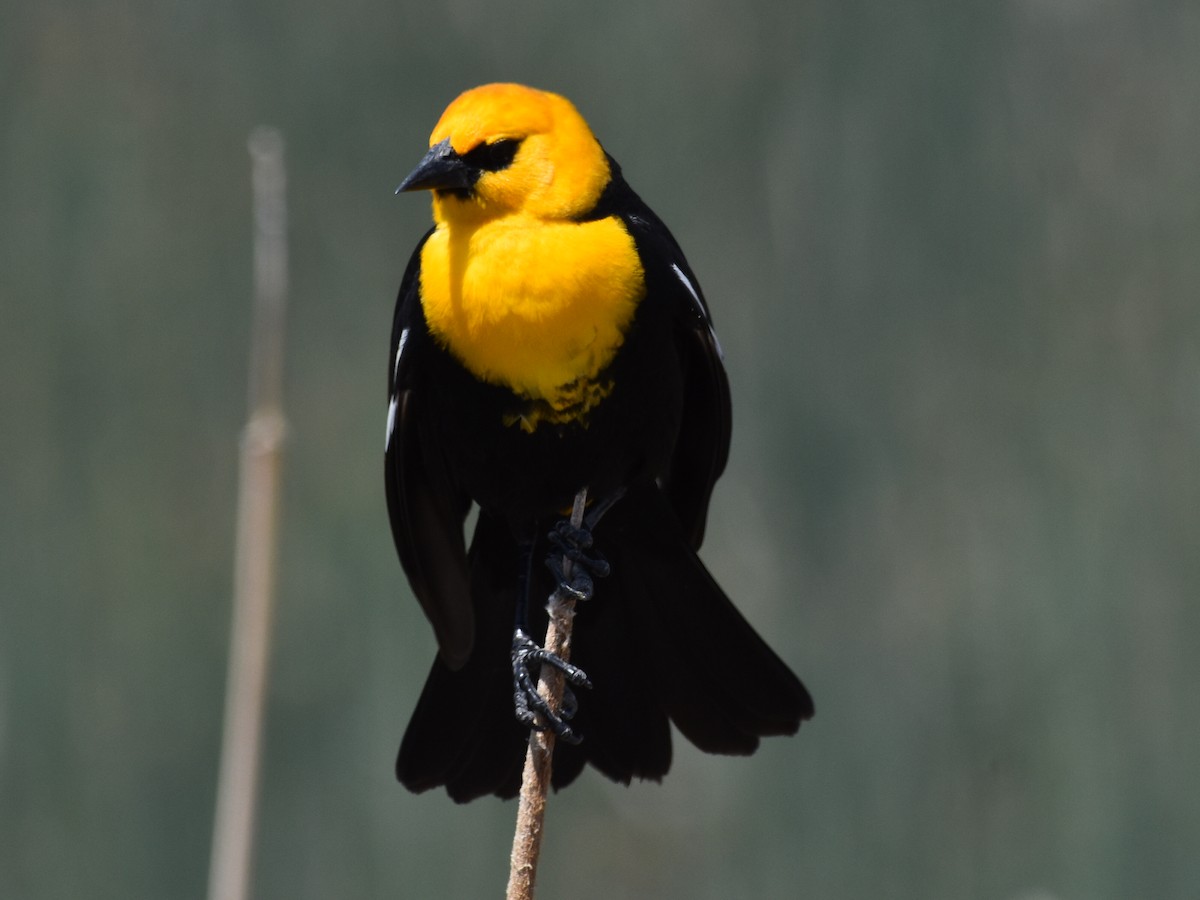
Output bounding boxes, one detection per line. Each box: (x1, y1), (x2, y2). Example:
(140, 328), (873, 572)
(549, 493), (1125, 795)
(506, 486), (589, 900)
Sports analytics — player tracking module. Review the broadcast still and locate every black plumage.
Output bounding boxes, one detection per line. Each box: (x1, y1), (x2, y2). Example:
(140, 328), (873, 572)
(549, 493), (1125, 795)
(386, 152), (813, 803)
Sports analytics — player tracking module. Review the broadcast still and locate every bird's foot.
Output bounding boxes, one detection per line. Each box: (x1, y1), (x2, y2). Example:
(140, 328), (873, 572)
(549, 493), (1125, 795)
(508, 502), (618, 743)
(545, 519), (611, 602)
(511, 628), (591, 744)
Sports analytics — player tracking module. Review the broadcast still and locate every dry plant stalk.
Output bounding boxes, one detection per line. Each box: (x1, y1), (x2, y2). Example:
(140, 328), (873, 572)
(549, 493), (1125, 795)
(506, 487), (589, 900)
(207, 126), (288, 900)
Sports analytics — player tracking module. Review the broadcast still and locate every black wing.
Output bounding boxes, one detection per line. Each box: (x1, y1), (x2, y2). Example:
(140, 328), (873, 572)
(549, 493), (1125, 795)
(598, 163), (732, 550)
(385, 229), (475, 669)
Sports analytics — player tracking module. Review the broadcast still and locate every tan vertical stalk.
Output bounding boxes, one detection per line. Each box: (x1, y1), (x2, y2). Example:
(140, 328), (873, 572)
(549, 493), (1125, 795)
(506, 487), (589, 900)
(207, 127), (289, 900)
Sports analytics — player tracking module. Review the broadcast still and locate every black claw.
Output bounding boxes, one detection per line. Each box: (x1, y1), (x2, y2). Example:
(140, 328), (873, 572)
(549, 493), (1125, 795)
(545, 521), (610, 600)
(544, 557), (595, 603)
(505, 498), (626, 746)
(511, 628), (589, 742)
(560, 684), (579, 721)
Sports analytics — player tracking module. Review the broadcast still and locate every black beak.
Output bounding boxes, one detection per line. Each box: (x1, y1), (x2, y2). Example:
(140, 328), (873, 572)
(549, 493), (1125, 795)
(395, 138), (475, 194)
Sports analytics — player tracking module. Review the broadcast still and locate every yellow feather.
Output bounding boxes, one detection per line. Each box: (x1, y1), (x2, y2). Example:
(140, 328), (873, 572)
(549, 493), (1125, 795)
(414, 83), (646, 427)
(419, 214), (644, 419)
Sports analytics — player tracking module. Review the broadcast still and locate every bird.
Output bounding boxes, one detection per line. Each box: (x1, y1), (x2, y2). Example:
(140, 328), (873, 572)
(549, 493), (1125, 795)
(385, 83), (813, 802)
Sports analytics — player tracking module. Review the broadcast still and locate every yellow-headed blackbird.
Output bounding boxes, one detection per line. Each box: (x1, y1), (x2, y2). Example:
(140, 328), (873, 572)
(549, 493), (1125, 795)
(386, 83), (813, 802)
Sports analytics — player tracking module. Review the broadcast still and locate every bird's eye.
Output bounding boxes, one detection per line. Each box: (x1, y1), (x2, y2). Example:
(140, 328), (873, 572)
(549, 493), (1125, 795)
(461, 138), (521, 173)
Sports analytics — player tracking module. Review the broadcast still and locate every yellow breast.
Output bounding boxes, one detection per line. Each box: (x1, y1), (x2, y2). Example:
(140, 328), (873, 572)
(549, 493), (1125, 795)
(418, 214), (645, 427)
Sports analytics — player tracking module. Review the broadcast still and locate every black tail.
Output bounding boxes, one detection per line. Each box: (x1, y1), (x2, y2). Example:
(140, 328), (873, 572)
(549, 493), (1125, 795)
(396, 484), (813, 802)
(395, 512), (528, 801)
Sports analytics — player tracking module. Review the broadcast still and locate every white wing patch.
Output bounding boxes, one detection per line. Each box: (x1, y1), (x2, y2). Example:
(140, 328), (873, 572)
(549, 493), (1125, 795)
(671, 263), (702, 306)
(386, 327), (410, 451)
(385, 394), (398, 451)
(670, 263), (724, 360)
(393, 327), (410, 381)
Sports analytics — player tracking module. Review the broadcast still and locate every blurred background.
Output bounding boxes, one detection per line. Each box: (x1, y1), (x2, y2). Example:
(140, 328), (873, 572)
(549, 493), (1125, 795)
(3, 0), (1199, 897)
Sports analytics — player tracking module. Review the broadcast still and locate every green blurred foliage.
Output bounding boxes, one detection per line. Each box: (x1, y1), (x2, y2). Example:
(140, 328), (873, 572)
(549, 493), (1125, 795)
(2, 0), (1199, 897)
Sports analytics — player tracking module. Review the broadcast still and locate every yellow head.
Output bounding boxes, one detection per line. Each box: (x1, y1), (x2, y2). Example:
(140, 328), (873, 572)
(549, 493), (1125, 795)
(397, 83), (611, 223)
